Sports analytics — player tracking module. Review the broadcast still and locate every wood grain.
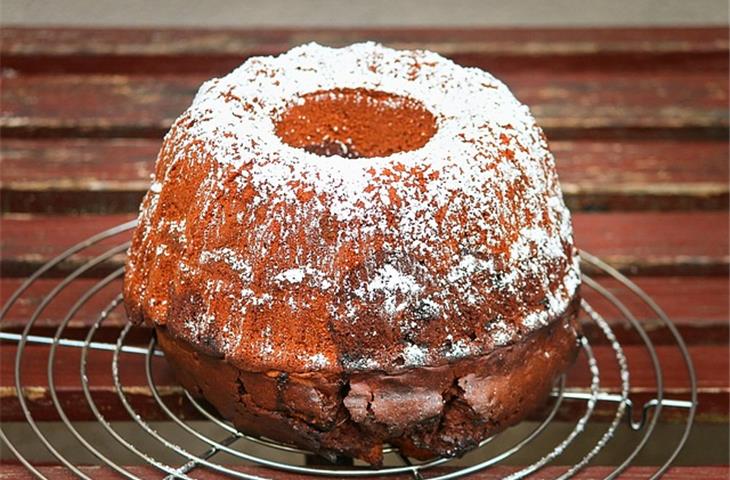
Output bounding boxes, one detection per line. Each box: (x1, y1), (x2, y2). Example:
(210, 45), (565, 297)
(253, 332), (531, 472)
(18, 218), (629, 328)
(2, 27), (727, 75)
(1, 465), (728, 480)
(1, 72), (727, 140)
(2, 212), (726, 278)
(0, 26), (727, 472)
(0, 342), (724, 423)
(2, 276), (727, 345)
(3, 139), (727, 213)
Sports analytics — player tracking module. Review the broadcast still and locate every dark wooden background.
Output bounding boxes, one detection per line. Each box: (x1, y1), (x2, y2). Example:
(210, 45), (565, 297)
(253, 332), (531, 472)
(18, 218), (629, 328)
(0, 27), (728, 479)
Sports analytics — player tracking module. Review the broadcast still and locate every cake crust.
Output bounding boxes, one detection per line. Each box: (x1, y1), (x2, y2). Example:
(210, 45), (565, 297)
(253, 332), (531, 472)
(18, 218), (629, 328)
(123, 42), (582, 463)
(157, 295), (580, 464)
(124, 43), (580, 373)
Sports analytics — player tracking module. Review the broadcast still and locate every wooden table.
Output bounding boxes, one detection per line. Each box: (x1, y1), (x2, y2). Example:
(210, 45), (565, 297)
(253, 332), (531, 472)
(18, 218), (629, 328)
(1, 27), (728, 479)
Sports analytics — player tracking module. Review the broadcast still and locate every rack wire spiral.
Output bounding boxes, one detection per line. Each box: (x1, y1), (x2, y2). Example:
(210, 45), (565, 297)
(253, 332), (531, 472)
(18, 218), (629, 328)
(0, 220), (697, 479)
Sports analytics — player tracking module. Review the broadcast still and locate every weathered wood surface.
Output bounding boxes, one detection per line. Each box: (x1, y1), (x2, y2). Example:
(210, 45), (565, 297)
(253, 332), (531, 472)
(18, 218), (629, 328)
(0, 26), (727, 473)
(2, 212), (727, 277)
(2, 275), (727, 345)
(3, 139), (727, 213)
(2, 72), (727, 140)
(2, 27), (727, 75)
(1, 465), (728, 480)
(1, 342), (725, 423)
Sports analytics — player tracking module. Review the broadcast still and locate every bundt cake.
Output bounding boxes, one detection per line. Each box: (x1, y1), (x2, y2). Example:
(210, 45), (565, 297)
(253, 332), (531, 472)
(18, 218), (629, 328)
(123, 42), (581, 464)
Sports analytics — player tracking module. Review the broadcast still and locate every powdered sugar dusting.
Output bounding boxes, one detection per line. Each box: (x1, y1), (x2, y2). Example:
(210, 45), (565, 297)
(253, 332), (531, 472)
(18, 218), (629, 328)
(402, 343), (429, 366)
(200, 247), (253, 281)
(359, 264), (424, 316)
(275, 268), (306, 284)
(127, 42), (581, 372)
(486, 318), (517, 347)
(274, 267), (332, 289)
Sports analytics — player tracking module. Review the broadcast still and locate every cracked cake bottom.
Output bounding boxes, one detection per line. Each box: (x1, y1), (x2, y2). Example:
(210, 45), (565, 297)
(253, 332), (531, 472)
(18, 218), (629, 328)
(155, 297), (580, 465)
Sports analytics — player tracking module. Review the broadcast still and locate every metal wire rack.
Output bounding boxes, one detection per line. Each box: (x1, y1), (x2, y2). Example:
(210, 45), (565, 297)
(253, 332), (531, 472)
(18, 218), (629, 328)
(0, 220), (697, 479)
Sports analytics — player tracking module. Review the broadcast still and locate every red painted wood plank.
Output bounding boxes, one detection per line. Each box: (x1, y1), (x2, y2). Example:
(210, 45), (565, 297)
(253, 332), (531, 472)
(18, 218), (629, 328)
(0, 213), (135, 278)
(580, 276), (729, 344)
(1, 139), (158, 185)
(0, 74), (204, 138)
(0, 213), (136, 256)
(1, 465), (728, 480)
(5, 27), (727, 56)
(2, 27), (727, 75)
(3, 138), (727, 186)
(2, 276), (726, 345)
(0, 278), (127, 331)
(552, 139), (729, 211)
(0, 343), (191, 422)
(575, 212), (728, 257)
(2, 139), (727, 213)
(2, 212), (726, 277)
(553, 140), (729, 185)
(2, 465), (729, 480)
(0, 342), (724, 422)
(1, 72), (727, 139)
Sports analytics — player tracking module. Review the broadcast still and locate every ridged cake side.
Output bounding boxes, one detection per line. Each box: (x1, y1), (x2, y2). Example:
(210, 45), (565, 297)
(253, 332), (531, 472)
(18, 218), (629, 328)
(156, 301), (580, 464)
(123, 43), (580, 375)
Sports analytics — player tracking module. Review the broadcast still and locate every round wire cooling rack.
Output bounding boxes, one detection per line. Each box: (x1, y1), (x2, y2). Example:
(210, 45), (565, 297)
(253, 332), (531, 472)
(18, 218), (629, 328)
(0, 220), (697, 480)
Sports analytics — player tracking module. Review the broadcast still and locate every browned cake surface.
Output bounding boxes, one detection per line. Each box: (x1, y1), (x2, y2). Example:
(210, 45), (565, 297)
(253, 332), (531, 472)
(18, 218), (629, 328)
(275, 88), (437, 159)
(157, 297), (579, 464)
(123, 43), (582, 463)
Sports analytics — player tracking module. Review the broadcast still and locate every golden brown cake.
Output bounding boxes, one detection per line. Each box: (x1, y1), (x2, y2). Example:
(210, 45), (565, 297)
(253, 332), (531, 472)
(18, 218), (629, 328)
(124, 42), (581, 464)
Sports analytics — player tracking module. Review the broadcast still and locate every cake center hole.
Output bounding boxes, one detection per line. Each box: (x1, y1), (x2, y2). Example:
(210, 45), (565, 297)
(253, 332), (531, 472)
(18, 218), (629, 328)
(274, 88), (437, 159)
